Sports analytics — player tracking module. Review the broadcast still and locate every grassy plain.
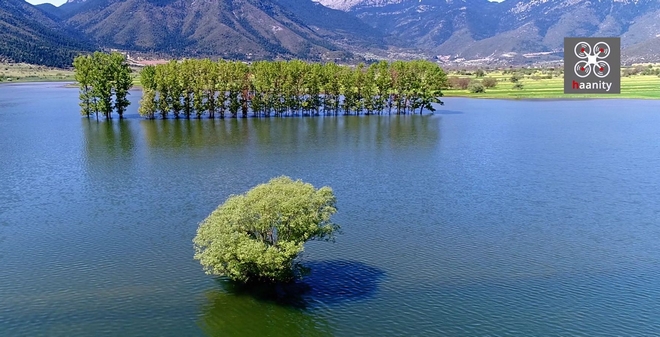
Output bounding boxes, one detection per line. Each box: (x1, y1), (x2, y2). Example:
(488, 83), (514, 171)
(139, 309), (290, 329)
(443, 70), (660, 99)
(0, 63), (76, 82)
(0, 62), (143, 85)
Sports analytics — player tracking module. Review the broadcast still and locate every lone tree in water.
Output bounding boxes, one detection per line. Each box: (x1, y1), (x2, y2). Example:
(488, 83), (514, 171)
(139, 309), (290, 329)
(73, 52), (132, 120)
(193, 176), (340, 283)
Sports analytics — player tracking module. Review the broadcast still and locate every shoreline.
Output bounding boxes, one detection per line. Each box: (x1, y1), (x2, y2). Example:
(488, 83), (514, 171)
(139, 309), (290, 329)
(0, 79), (74, 85)
(3, 80), (659, 101)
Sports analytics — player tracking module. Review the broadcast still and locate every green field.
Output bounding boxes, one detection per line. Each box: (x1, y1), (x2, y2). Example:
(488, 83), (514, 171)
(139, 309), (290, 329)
(0, 62), (144, 85)
(443, 71), (660, 99)
(0, 63), (76, 83)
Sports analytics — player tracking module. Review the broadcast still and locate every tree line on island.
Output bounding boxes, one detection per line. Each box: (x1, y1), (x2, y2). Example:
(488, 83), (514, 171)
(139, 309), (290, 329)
(72, 53), (449, 119)
(138, 59), (447, 119)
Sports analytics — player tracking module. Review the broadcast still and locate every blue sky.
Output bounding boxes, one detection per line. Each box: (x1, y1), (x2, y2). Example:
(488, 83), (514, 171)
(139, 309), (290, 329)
(27, 0), (67, 5)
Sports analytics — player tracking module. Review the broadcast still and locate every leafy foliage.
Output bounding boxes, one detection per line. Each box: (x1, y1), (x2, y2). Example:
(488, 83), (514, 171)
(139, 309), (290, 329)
(447, 77), (472, 90)
(139, 59), (447, 118)
(468, 81), (485, 93)
(481, 77), (498, 88)
(193, 176), (340, 283)
(509, 74), (522, 83)
(73, 52), (133, 119)
(622, 65), (660, 77)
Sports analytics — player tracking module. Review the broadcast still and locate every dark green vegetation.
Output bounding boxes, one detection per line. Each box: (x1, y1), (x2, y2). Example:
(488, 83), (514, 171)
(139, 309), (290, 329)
(0, 0), (93, 68)
(193, 176), (340, 283)
(73, 52), (133, 119)
(138, 59), (447, 119)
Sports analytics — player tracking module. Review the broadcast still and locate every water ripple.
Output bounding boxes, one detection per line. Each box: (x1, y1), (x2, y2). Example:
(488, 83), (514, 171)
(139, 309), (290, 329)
(2, 87), (660, 336)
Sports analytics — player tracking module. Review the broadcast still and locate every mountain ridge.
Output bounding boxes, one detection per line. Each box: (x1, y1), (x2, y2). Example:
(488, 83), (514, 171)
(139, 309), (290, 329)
(327, 0), (660, 63)
(57, 0), (386, 61)
(3, 0), (660, 67)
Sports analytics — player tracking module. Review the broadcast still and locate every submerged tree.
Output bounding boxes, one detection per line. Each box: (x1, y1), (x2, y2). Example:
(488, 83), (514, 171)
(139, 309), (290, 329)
(193, 176), (340, 283)
(139, 59), (448, 118)
(111, 53), (133, 118)
(138, 65), (157, 119)
(73, 52), (133, 120)
(73, 55), (95, 118)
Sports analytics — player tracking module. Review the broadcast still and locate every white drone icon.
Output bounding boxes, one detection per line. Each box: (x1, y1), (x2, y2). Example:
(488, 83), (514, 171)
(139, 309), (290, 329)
(574, 41), (610, 78)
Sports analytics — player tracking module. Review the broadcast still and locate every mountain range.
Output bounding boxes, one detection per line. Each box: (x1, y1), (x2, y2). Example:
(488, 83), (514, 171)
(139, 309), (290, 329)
(319, 0), (660, 63)
(58, 0), (385, 60)
(1, 0), (660, 67)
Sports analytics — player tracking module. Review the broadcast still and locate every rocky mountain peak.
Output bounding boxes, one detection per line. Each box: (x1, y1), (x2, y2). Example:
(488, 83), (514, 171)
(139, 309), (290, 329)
(312, 0), (407, 11)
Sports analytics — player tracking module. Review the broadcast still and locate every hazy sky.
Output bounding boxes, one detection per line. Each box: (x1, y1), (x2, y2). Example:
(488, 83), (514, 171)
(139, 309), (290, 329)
(26, 0), (67, 6)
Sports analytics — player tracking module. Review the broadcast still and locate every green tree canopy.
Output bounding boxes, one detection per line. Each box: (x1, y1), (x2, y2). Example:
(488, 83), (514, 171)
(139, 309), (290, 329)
(138, 59), (447, 118)
(193, 176), (340, 283)
(468, 81), (485, 93)
(73, 52), (132, 120)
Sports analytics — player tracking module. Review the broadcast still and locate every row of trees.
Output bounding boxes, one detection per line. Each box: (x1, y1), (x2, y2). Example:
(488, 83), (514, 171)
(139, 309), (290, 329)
(73, 52), (133, 120)
(447, 76), (498, 90)
(622, 65), (660, 77)
(138, 59), (447, 119)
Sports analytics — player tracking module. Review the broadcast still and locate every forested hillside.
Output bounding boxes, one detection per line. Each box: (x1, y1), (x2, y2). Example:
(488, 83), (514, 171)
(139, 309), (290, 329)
(0, 0), (93, 67)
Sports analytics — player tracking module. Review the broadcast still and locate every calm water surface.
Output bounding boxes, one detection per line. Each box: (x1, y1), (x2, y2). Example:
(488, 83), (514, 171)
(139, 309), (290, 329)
(1, 83), (660, 336)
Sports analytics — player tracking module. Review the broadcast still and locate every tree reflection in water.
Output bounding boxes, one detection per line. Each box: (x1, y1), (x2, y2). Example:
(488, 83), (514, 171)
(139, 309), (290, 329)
(198, 260), (385, 337)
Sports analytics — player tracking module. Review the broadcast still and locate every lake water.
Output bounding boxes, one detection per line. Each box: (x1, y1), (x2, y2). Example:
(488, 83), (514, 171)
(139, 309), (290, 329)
(2, 83), (660, 336)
